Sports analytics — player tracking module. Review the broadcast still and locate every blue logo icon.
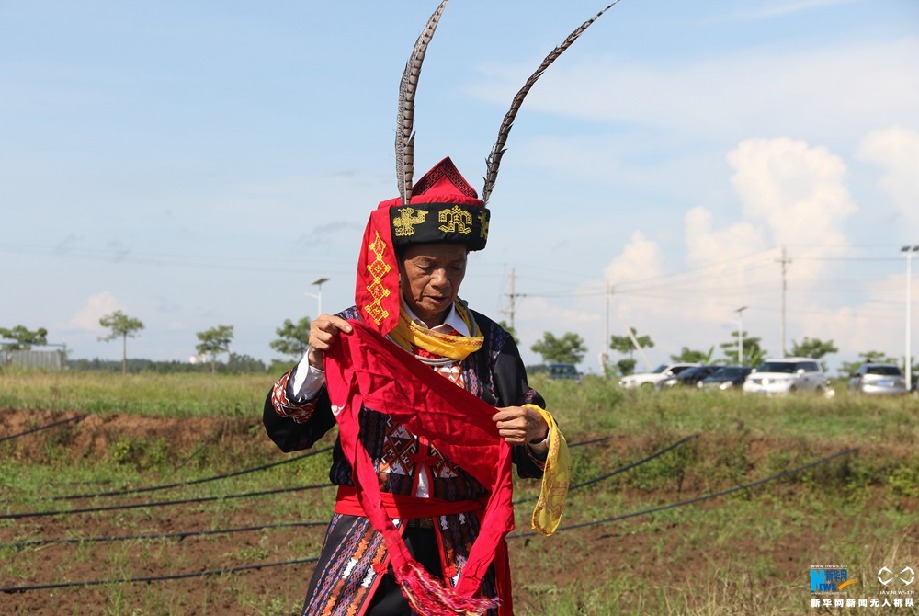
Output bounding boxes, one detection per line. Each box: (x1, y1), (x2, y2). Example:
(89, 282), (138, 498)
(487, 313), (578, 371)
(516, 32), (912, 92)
(811, 567), (849, 592)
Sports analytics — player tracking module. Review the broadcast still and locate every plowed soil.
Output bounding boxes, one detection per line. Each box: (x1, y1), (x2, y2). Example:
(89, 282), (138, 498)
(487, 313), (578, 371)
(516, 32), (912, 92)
(1, 409), (916, 615)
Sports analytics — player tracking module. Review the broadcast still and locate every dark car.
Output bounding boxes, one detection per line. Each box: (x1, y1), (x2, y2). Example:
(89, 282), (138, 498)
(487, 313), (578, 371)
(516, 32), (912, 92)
(699, 366), (753, 392)
(548, 362), (581, 381)
(657, 364), (721, 389)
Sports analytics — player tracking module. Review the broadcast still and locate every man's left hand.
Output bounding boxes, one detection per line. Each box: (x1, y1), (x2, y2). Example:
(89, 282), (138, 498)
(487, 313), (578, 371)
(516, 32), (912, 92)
(492, 406), (549, 446)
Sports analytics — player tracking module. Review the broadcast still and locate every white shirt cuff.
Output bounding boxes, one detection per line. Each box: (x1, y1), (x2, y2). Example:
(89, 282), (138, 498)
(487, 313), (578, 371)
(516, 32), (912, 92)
(289, 349), (325, 400)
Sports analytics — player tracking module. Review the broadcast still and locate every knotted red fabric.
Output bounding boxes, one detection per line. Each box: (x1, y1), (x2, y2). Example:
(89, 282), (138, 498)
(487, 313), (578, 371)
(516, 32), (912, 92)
(323, 319), (515, 615)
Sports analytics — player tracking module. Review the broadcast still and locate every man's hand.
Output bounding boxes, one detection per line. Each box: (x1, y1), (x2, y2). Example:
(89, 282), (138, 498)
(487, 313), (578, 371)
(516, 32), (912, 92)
(492, 405), (549, 446)
(307, 315), (352, 369)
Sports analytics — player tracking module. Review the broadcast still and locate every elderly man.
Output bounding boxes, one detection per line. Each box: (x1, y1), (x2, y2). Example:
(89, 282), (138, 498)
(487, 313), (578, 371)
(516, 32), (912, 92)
(260, 0), (619, 610)
(263, 157), (560, 616)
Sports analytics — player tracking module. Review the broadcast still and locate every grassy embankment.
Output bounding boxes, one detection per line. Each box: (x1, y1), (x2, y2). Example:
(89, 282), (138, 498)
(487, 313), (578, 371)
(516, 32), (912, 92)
(0, 370), (917, 615)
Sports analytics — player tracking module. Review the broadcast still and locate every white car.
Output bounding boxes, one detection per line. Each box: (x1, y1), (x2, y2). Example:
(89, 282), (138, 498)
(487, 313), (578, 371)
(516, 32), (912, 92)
(743, 358), (832, 396)
(619, 363), (699, 390)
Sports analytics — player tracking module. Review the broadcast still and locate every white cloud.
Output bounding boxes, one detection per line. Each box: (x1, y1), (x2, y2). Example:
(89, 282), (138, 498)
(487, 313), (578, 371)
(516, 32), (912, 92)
(64, 292), (124, 332)
(728, 137), (856, 282)
(724, 0), (861, 21)
(858, 126), (919, 236)
(685, 206), (764, 266)
(477, 38), (919, 146)
(603, 231), (664, 285)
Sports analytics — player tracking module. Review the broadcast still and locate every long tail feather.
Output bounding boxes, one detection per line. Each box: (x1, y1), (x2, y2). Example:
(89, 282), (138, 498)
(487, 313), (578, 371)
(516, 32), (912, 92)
(396, 0), (449, 205)
(481, 1), (621, 205)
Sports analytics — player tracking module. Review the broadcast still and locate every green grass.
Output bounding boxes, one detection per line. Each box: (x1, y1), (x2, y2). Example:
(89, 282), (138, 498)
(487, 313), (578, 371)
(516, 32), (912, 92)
(0, 369), (274, 417)
(1, 370), (918, 614)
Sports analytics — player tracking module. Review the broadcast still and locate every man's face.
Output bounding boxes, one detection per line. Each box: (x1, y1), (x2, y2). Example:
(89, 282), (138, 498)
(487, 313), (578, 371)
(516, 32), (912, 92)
(399, 243), (468, 326)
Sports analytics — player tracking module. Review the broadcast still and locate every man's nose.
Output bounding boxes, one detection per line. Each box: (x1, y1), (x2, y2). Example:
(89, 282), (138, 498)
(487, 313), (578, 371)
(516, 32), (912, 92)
(430, 268), (449, 287)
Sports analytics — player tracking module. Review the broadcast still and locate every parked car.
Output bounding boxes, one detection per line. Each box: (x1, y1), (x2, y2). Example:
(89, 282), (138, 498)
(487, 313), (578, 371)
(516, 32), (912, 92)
(743, 358), (832, 396)
(699, 366), (752, 392)
(657, 365), (721, 389)
(619, 363), (699, 390)
(847, 363), (907, 395)
(548, 362), (581, 381)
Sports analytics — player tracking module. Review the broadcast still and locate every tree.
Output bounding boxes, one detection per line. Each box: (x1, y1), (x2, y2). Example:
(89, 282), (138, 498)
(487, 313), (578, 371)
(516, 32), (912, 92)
(719, 331), (766, 367)
(196, 325), (234, 373)
(0, 325), (49, 366)
(269, 317), (311, 360)
(670, 346), (715, 364)
(226, 352), (267, 373)
(609, 327), (654, 359)
(791, 337), (838, 371)
(98, 311), (144, 374)
(617, 358), (637, 376)
(530, 332), (586, 365)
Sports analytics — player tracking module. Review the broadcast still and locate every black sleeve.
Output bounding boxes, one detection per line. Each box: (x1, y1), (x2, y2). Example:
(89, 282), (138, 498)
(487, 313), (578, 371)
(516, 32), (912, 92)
(489, 322), (549, 479)
(262, 386), (337, 453)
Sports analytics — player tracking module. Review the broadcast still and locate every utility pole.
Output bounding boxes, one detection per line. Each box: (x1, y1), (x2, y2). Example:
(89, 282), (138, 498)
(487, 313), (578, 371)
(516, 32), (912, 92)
(903, 245), (919, 392)
(505, 268), (527, 332)
(735, 306), (748, 367)
(309, 277), (330, 317)
(602, 281), (612, 375)
(776, 246), (791, 357)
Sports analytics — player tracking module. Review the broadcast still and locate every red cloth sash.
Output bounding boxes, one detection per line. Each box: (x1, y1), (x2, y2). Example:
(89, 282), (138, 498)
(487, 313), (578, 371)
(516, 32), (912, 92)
(334, 485), (484, 519)
(323, 320), (514, 614)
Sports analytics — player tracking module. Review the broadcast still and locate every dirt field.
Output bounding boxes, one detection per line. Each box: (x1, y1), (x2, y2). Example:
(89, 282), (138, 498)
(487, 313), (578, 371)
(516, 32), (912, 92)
(2, 409), (917, 615)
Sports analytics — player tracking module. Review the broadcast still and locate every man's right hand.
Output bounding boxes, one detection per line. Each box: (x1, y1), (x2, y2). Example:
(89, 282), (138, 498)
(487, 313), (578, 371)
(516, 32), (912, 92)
(307, 315), (353, 369)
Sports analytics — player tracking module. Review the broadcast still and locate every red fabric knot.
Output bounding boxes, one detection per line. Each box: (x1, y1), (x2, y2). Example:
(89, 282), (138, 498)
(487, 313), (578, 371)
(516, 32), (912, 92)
(410, 436), (439, 468)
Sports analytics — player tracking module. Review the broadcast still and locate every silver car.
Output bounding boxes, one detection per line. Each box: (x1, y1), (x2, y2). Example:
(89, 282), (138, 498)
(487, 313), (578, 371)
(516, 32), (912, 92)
(847, 363), (907, 395)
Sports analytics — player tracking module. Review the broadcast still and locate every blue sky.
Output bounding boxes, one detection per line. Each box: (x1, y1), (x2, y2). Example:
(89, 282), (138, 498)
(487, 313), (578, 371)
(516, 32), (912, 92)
(2, 0), (917, 373)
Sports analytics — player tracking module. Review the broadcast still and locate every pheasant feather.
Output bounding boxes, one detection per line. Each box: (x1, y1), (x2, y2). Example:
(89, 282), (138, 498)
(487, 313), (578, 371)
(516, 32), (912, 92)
(482, 1), (621, 204)
(396, 0), (449, 205)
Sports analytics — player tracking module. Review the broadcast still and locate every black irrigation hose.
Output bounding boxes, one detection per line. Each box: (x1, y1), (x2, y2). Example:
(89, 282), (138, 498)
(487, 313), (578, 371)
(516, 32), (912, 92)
(0, 415), (85, 443)
(509, 447), (859, 539)
(0, 448), (857, 594)
(0, 520), (329, 550)
(0, 436), (675, 547)
(53, 436), (602, 502)
(1, 434), (662, 521)
(514, 433), (698, 505)
(567, 435), (614, 449)
(0, 482), (334, 521)
(0, 556), (321, 594)
(0, 436), (655, 548)
(54, 446), (334, 501)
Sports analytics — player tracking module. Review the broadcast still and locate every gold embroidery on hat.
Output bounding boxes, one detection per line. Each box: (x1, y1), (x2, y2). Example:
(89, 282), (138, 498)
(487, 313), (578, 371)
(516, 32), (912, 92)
(437, 205), (472, 234)
(478, 211), (489, 240)
(364, 231), (392, 324)
(393, 207), (427, 237)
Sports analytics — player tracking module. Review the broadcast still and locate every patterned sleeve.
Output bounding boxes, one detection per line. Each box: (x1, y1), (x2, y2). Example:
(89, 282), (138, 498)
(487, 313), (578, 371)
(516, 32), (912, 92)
(263, 368), (336, 452)
(270, 369), (321, 424)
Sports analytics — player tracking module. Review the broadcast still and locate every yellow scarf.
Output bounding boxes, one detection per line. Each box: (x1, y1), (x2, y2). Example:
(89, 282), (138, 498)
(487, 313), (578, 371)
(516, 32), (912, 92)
(390, 302), (483, 360)
(528, 405), (571, 536)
